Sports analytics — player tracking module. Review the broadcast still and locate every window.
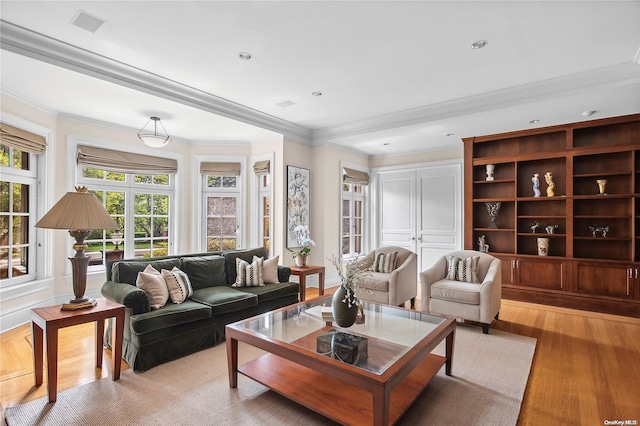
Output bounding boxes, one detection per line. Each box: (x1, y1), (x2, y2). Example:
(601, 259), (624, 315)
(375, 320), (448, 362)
(341, 166), (370, 258)
(0, 143), (37, 285)
(203, 172), (241, 251)
(77, 151), (175, 265)
(258, 173), (271, 251)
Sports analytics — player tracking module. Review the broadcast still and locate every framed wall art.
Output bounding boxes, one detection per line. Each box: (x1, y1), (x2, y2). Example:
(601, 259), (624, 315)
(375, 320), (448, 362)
(286, 165), (310, 248)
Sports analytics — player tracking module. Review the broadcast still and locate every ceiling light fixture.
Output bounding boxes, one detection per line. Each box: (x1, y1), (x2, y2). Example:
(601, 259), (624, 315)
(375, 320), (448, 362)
(471, 40), (488, 49)
(137, 116), (171, 148)
(238, 52), (252, 60)
(312, 91), (322, 96)
(529, 119), (540, 124)
(446, 133), (454, 137)
(581, 110), (597, 117)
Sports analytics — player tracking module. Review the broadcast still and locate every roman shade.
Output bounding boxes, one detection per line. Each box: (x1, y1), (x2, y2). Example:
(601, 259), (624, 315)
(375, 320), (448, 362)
(253, 160), (270, 175)
(343, 167), (370, 185)
(200, 162), (241, 176)
(0, 122), (47, 154)
(77, 145), (178, 175)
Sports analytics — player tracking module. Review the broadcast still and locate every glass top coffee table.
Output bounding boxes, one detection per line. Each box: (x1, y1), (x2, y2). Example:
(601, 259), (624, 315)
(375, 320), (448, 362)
(226, 295), (455, 425)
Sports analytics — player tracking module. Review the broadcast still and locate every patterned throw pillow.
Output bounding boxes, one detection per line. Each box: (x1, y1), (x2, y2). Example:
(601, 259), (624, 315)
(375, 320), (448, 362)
(253, 255), (279, 284)
(233, 257), (264, 287)
(136, 264), (169, 309)
(446, 255), (480, 283)
(373, 251), (398, 273)
(162, 267), (194, 304)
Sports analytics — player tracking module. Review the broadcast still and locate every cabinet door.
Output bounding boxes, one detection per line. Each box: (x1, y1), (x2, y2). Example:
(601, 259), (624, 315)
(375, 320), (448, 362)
(574, 261), (632, 298)
(516, 257), (566, 290)
(497, 255), (516, 286)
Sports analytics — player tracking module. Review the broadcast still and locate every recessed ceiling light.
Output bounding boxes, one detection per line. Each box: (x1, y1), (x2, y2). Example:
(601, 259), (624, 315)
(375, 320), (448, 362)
(446, 133), (454, 137)
(529, 119), (540, 124)
(71, 10), (105, 33)
(581, 110), (597, 117)
(276, 100), (296, 108)
(471, 40), (488, 49)
(312, 91), (322, 97)
(383, 142), (390, 146)
(238, 52), (252, 60)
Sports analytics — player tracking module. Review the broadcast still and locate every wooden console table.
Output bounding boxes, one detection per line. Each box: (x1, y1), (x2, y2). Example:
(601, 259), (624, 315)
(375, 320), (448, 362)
(31, 298), (125, 403)
(289, 264), (325, 301)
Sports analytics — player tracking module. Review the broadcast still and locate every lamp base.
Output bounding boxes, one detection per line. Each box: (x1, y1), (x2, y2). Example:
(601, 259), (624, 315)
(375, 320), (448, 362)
(60, 298), (97, 311)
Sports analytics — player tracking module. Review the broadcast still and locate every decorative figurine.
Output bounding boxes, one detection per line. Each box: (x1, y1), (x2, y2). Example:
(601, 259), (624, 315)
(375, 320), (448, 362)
(596, 179), (607, 195)
(478, 234), (489, 253)
(589, 225), (609, 238)
(485, 202), (502, 229)
(532, 173), (541, 197)
(485, 164), (495, 181)
(544, 171), (555, 197)
(530, 221), (539, 233)
(537, 238), (549, 256)
(545, 224), (559, 234)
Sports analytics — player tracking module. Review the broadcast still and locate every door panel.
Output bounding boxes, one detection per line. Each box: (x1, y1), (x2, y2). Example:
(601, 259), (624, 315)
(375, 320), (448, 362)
(379, 171), (415, 249)
(574, 261), (631, 298)
(517, 258), (565, 290)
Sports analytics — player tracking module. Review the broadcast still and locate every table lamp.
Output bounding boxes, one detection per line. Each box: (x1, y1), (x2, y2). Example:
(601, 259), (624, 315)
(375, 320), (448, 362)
(35, 186), (118, 308)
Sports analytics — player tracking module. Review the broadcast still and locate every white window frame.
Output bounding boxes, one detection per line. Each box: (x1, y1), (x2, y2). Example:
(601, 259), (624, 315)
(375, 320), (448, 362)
(196, 156), (246, 251)
(251, 153), (274, 256)
(340, 162), (369, 260)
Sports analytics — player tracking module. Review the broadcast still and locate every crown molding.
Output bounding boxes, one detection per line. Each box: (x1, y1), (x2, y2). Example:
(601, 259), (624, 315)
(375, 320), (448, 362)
(312, 61), (640, 145)
(0, 20), (312, 144)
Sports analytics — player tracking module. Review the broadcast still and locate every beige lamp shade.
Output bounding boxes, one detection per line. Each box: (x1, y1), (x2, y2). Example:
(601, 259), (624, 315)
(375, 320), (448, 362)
(35, 186), (118, 230)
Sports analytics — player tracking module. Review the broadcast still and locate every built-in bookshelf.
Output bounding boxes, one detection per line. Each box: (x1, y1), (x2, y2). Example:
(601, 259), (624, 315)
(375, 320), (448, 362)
(463, 114), (640, 317)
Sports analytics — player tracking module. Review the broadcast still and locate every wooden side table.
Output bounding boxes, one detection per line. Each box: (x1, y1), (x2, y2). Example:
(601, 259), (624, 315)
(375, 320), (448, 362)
(31, 298), (125, 403)
(289, 264), (325, 301)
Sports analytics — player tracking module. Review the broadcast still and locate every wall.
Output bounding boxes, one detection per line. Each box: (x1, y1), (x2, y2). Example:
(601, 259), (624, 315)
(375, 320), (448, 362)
(371, 146), (463, 168)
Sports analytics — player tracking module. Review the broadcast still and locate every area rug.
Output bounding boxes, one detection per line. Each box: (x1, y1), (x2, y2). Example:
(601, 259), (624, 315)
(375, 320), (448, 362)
(5, 324), (536, 426)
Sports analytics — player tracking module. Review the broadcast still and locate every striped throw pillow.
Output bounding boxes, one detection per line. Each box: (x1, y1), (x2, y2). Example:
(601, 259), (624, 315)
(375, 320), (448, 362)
(233, 257), (264, 287)
(446, 255), (480, 283)
(161, 267), (194, 304)
(373, 251), (398, 273)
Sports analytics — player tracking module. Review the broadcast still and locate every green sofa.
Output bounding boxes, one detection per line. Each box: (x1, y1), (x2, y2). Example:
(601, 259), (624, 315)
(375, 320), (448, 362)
(101, 247), (299, 371)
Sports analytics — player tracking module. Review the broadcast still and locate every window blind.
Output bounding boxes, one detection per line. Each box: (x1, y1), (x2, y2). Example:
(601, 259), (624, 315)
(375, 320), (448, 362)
(253, 160), (270, 175)
(200, 162), (241, 176)
(343, 167), (370, 185)
(0, 122), (47, 154)
(77, 145), (178, 175)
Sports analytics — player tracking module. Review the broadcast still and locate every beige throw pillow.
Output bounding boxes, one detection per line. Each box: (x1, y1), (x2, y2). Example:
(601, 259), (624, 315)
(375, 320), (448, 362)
(233, 257), (264, 287)
(136, 265), (169, 309)
(162, 267), (194, 304)
(253, 255), (280, 284)
(373, 251), (398, 273)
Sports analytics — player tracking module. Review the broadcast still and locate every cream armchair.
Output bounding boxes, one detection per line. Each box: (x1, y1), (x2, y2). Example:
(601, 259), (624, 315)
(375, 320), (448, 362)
(420, 250), (501, 334)
(355, 246), (417, 308)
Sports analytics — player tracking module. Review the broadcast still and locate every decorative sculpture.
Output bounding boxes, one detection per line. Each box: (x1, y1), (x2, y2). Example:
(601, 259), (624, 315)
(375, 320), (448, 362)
(478, 234), (489, 253)
(589, 225), (609, 238)
(545, 171), (555, 197)
(537, 238), (549, 256)
(485, 202), (501, 229)
(530, 221), (539, 233)
(532, 173), (541, 197)
(545, 224), (559, 234)
(485, 164), (495, 181)
(596, 179), (607, 195)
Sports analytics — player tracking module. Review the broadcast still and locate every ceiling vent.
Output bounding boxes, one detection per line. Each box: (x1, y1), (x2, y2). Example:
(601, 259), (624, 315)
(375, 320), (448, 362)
(71, 10), (106, 33)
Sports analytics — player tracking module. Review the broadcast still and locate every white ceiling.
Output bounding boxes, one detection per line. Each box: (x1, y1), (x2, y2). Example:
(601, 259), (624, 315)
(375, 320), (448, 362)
(1, 1), (639, 156)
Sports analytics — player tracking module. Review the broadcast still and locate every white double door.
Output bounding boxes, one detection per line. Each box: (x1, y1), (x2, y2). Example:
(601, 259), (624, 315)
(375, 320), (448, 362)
(375, 162), (462, 272)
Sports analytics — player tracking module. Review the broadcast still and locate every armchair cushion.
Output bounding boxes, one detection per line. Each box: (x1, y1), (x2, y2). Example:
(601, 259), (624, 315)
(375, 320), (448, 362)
(446, 255), (480, 283)
(373, 251), (398, 273)
(431, 279), (481, 305)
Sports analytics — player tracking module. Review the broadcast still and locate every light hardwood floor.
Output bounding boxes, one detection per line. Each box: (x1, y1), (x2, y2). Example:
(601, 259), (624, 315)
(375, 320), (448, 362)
(1, 289), (639, 425)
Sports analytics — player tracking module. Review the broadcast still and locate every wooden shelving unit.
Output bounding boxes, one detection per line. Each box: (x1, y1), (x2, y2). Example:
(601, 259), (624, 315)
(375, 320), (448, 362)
(463, 114), (640, 317)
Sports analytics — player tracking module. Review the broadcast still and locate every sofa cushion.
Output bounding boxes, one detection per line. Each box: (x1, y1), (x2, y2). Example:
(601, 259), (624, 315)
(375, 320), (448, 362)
(356, 272), (391, 292)
(373, 251), (398, 273)
(431, 279), (481, 305)
(236, 281), (299, 303)
(162, 267), (194, 304)
(446, 255), (480, 283)
(180, 255), (227, 289)
(254, 255), (280, 284)
(233, 257), (264, 287)
(129, 299), (212, 335)
(112, 258), (181, 285)
(190, 287), (258, 315)
(135, 265), (169, 309)
(223, 247), (268, 285)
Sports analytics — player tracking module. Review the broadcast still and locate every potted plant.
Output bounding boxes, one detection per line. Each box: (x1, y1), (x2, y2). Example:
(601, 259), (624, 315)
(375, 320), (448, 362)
(287, 225), (315, 267)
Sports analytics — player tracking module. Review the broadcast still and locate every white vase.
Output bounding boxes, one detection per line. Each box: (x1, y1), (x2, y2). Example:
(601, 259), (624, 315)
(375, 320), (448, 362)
(537, 238), (549, 256)
(294, 254), (309, 267)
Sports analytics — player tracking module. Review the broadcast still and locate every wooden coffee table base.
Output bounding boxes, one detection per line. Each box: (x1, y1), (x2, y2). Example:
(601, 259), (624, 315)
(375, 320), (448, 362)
(239, 352), (446, 425)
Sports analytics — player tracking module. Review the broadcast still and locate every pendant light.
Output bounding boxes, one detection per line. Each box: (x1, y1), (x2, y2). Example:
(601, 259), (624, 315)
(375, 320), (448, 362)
(137, 116), (171, 148)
